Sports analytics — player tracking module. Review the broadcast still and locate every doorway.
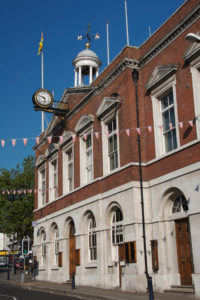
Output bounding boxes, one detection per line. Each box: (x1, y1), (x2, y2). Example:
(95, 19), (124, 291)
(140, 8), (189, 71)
(69, 221), (76, 279)
(175, 219), (192, 285)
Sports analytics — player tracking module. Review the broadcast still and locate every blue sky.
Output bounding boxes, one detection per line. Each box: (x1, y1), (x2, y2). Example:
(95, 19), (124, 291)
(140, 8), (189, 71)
(0, 0), (184, 170)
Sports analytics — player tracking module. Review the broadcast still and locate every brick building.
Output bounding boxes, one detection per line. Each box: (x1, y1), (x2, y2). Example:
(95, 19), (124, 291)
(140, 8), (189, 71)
(33, 0), (200, 296)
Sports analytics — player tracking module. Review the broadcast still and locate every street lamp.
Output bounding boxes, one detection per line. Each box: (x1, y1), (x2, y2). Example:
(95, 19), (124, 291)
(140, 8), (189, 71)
(132, 68), (154, 300)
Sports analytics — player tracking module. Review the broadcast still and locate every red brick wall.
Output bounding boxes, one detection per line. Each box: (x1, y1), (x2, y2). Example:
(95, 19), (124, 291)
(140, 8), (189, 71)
(34, 1), (200, 221)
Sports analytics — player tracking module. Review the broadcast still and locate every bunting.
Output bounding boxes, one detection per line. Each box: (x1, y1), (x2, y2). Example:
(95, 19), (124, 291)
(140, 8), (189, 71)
(0, 118), (198, 148)
(1, 187), (58, 196)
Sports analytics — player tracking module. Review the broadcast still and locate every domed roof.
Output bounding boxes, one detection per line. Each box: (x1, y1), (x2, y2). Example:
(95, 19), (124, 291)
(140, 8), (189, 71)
(76, 48), (98, 59)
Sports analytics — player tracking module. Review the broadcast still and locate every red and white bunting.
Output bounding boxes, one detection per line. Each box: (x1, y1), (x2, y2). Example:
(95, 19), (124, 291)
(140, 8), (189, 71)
(1, 140), (5, 147)
(136, 128), (141, 135)
(95, 132), (99, 139)
(23, 138), (27, 146)
(126, 129), (130, 136)
(0, 118), (199, 149)
(188, 120), (193, 127)
(115, 129), (119, 136)
(12, 139), (16, 147)
(179, 122), (183, 128)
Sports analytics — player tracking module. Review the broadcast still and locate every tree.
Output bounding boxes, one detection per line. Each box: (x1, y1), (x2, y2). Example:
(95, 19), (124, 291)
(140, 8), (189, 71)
(0, 155), (34, 245)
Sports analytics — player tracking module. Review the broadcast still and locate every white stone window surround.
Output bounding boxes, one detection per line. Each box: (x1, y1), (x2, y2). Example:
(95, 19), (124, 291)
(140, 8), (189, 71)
(151, 76), (180, 157)
(101, 110), (120, 175)
(62, 142), (74, 194)
(49, 154), (58, 202)
(38, 164), (46, 208)
(79, 127), (94, 186)
(190, 57), (200, 139)
(111, 207), (124, 261)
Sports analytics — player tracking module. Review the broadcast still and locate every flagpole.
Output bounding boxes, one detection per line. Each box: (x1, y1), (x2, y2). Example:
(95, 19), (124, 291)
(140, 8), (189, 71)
(41, 33), (44, 133)
(125, 0), (129, 46)
(106, 21), (110, 65)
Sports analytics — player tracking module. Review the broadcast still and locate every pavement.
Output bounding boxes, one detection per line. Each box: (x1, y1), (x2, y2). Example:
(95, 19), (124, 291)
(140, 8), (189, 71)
(0, 269), (198, 300)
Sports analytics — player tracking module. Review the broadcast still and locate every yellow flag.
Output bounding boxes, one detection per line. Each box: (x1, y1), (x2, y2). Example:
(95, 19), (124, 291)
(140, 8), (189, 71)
(38, 32), (43, 55)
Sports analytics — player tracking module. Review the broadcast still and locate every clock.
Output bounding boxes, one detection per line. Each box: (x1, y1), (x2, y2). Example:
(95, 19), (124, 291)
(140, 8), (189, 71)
(33, 89), (53, 108)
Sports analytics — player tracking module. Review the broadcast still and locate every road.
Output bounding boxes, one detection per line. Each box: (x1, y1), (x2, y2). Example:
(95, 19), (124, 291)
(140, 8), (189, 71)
(0, 282), (85, 300)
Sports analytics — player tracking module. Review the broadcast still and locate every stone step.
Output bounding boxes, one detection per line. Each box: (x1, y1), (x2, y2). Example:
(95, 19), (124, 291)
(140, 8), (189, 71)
(164, 285), (195, 294)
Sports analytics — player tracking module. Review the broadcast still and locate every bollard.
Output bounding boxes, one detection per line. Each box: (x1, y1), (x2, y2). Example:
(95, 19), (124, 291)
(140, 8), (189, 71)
(147, 276), (154, 300)
(12, 265), (16, 275)
(21, 272), (25, 283)
(72, 272), (75, 289)
(7, 269), (10, 280)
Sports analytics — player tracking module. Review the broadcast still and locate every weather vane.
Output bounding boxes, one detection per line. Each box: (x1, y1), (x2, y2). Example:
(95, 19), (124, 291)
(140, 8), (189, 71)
(77, 23), (99, 48)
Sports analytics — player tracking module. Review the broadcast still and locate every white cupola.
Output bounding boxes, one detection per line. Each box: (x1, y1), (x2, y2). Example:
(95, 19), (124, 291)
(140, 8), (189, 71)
(73, 42), (102, 87)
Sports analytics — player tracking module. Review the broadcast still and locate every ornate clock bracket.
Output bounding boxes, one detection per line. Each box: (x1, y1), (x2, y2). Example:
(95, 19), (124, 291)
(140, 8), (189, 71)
(32, 89), (69, 117)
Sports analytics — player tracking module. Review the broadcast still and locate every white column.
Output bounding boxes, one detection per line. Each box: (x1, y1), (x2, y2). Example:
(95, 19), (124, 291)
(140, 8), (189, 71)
(89, 66), (93, 84)
(78, 66), (82, 86)
(74, 69), (78, 87)
(96, 68), (99, 77)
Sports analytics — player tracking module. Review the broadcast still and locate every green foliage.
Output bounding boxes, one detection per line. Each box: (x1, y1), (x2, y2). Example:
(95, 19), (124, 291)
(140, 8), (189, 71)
(0, 155), (34, 243)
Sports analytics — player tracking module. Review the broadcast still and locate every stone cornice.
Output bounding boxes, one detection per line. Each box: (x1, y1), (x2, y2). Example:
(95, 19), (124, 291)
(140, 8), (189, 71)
(139, 4), (200, 68)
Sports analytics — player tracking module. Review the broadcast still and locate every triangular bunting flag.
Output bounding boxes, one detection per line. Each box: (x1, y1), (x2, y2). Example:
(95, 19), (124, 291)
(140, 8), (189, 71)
(72, 135), (76, 143)
(126, 129), (130, 136)
(136, 128), (141, 135)
(188, 120), (193, 127)
(12, 139), (16, 147)
(95, 132), (99, 139)
(179, 122), (183, 129)
(23, 138), (27, 146)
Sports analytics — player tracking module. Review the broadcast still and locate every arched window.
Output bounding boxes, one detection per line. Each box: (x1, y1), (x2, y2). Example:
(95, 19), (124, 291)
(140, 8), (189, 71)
(51, 224), (59, 265)
(112, 207), (123, 244)
(172, 194), (188, 213)
(88, 215), (97, 261)
(40, 230), (46, 266)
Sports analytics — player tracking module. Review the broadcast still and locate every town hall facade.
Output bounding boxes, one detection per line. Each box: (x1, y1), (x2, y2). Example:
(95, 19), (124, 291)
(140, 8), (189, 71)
(33, 0), (200, 296)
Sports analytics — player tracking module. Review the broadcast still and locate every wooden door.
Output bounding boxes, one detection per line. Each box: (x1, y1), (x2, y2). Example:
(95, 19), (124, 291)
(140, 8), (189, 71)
(175, 219), (192, 285)
(69, 235), (76, 279)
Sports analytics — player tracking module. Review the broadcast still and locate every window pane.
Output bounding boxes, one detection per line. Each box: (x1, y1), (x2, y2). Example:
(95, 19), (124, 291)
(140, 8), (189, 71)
(161, 95), (169, 109)
(170, 107), (175, 126)
(168, 91), (174, 105)
(163, 111), (169, 131)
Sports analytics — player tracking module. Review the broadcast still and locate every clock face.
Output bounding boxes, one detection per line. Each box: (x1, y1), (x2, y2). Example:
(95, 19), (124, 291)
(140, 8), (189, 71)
(34, 89), (53, 107)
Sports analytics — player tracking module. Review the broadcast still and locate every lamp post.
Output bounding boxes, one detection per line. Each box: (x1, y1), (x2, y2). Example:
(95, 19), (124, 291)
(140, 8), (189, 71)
(132, 68), (154, 300)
